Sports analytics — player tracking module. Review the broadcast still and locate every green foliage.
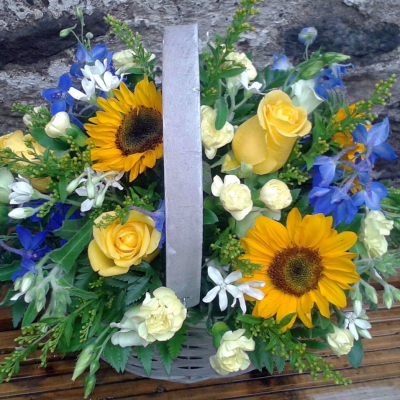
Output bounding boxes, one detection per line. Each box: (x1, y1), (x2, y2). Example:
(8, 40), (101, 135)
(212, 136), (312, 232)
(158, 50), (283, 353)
(347, 339), (363, 368)
(104, 15), (156, 79)
(49, 219), (94, 272)
(135, 344), (155, 376)
(12, 299), (28, 328)
(167, 325), (188, 359)
(211, 229), (262, 276)
(0, 261), (22, 281)
(238, 316), (351, 385)
(103, 341), (132, 373)
(11, 104), (51, 133)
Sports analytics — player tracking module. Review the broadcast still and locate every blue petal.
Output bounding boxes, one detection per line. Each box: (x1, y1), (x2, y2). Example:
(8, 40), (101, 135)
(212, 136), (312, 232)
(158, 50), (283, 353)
(75, 43), (87, 64)
(58, 73), (72, 92)
(364, 190), (382, 210)
(89, 44), (107, 62)
(41, 87), (59, 103)
(70, 62), (83, 78)
(351, 191), (365, 207)
(30, 231), (48, 250)
(314, 85), (328, 100)
(272, 54), (292, 71)
(51, 100), (67, 115)
(367, 117), (389, 147)
(371, 181), (388, 199)
(33, 245), (51, 259)
(15, 225), (33, 250)
(373, 142), (397, 161)
(69, 114), (84, 129)
(65, 92), (75, 106)
(351, 124), (368, 145)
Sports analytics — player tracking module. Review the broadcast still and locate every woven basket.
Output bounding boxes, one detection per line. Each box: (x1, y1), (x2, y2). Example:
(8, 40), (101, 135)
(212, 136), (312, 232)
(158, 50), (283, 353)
(121, 23), (254, 382)
(125, 324), (253, 383)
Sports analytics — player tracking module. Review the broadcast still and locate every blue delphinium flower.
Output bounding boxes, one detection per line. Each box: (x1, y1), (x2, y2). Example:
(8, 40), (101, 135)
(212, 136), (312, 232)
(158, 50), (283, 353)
(41, 73), (75, 115)
(313, 69), (344, 100)
(298, 27), (318, 46)
(352, 181), (388, 210)
(271, 54), (293, 71)
(351, 118), (397, 164)
(70, 43), (108, 78)
(12, 226), (51, 280)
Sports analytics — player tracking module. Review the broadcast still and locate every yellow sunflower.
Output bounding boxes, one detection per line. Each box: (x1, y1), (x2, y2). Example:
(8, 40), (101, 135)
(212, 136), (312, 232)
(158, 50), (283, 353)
(240, 208), (359, 329)
(85, 77), (163, 181)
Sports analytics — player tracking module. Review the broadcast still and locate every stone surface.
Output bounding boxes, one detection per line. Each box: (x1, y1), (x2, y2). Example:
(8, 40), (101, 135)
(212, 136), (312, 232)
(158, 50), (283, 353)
(0, 0), (399, 178)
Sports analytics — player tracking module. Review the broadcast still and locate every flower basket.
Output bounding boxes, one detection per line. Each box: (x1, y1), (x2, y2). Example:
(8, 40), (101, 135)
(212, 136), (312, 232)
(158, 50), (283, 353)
(1, 3), (400, 399)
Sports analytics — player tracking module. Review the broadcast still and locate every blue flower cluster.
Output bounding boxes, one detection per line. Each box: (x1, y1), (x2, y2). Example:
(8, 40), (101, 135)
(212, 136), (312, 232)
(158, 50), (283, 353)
(309, 118), (397, 226)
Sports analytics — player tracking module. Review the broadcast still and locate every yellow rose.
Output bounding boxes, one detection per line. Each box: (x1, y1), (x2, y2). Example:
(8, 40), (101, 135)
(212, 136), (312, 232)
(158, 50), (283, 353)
(232, 90), (311, 174)
(0, 130), (51, 192)
(88, 210), (161, 277)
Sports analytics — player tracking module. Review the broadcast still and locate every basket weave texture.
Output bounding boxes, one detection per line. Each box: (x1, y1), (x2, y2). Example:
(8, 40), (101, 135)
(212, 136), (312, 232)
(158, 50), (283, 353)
(125, 324), (253, 383)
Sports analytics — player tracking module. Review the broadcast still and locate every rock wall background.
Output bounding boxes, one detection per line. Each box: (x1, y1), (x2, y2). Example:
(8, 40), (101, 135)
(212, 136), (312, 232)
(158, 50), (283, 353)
(1, 0), (399, 180)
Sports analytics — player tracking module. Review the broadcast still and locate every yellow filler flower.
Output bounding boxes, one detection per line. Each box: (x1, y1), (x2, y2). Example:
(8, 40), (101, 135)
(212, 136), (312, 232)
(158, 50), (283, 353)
(240, 208), (359, 329)
(85, 77), (163, 181)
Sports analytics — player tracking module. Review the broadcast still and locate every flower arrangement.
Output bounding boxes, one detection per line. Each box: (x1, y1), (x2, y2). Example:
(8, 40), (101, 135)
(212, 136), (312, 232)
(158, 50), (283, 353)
(1, 1), (400, 398)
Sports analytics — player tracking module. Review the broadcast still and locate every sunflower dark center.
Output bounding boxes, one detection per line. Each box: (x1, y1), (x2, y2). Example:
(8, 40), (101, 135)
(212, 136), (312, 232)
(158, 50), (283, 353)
(268, 246), (323, 297)
(116, 106), (163, 155)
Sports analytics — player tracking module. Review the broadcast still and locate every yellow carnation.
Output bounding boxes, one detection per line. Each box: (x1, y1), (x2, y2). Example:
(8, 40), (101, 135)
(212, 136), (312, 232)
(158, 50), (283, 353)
(88, 210), (161, 277)
(232, 90), (311, 174)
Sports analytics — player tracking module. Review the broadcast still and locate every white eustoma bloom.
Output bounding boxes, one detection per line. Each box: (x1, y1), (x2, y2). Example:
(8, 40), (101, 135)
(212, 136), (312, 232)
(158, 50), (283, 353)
(45, 111), (71, 138)
(110, 305), (150, 348)
(8, 206), (39, 220)
(93, 71), (122, 92)
(231, 281), (265, 314)
(211, 175), (253, 221)
(10, 272), (35, 303)
(202, 266), (243, 311)
(210, 329), (255, 375)
(238, 72), (262, 94)
(360, 209), (394, 257)
(8, 178), (34, 204)
(343, 310), (372, 340)
(201, 106), (234, 159)
(0, 168), (14, 203)
(259, 179), (292, 211)
(326, 326), (354, 356)
(81, 59), (107, 80)
(290, 79), (324, 114)
(68, 78), (96, 102)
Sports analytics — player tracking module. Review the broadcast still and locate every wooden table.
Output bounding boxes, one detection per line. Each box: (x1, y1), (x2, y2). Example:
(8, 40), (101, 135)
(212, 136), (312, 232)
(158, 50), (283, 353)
(0, 276), (399, 400)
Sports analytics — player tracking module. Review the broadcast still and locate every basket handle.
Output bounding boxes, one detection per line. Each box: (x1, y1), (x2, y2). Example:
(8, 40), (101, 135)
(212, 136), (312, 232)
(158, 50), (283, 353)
(162, 24), (203, 308)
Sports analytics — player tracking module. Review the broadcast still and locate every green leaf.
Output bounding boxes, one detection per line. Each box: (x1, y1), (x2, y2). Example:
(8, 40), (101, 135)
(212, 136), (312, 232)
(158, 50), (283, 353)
(49, 219), (94, 273)
(217, 67), (246, 79)
(125, 277), (149, 305)
(12, 298), (28, 328)
(214, 97), (229, 130)
(156, 342), (173, 375)
(69, 287), (98, 300)
(31, 127), (70, 151)
(63, 316), (75, 347)
(212, 321), (230, 348)
(135, 345), (154, 376)
(114, 273), (142, 284)
(347, 338), (363, 368)
(22, 301), (38, 327)
(276, 313), (296, 329)
(262, 351), (274, 374)
(58, 175), (68, 202)
(104, 278), (128, 289)
(236, 314), (263, 325)
(274, 355), (286, 373)
(301, 339), (329, 350)
(103, 341), (132, 373)
(124, 67), (145, 75)
(248, 337), (264, 371)
(0, 261), (21, 281)
(350, 240), (368, 258)
(167, 325), (188, 359)
(203, 208), (218, 225)
(54, 218), (88, 240)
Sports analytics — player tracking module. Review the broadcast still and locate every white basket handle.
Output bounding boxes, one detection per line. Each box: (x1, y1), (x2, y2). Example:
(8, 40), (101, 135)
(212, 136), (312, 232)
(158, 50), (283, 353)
(162, 24), (203, 308)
